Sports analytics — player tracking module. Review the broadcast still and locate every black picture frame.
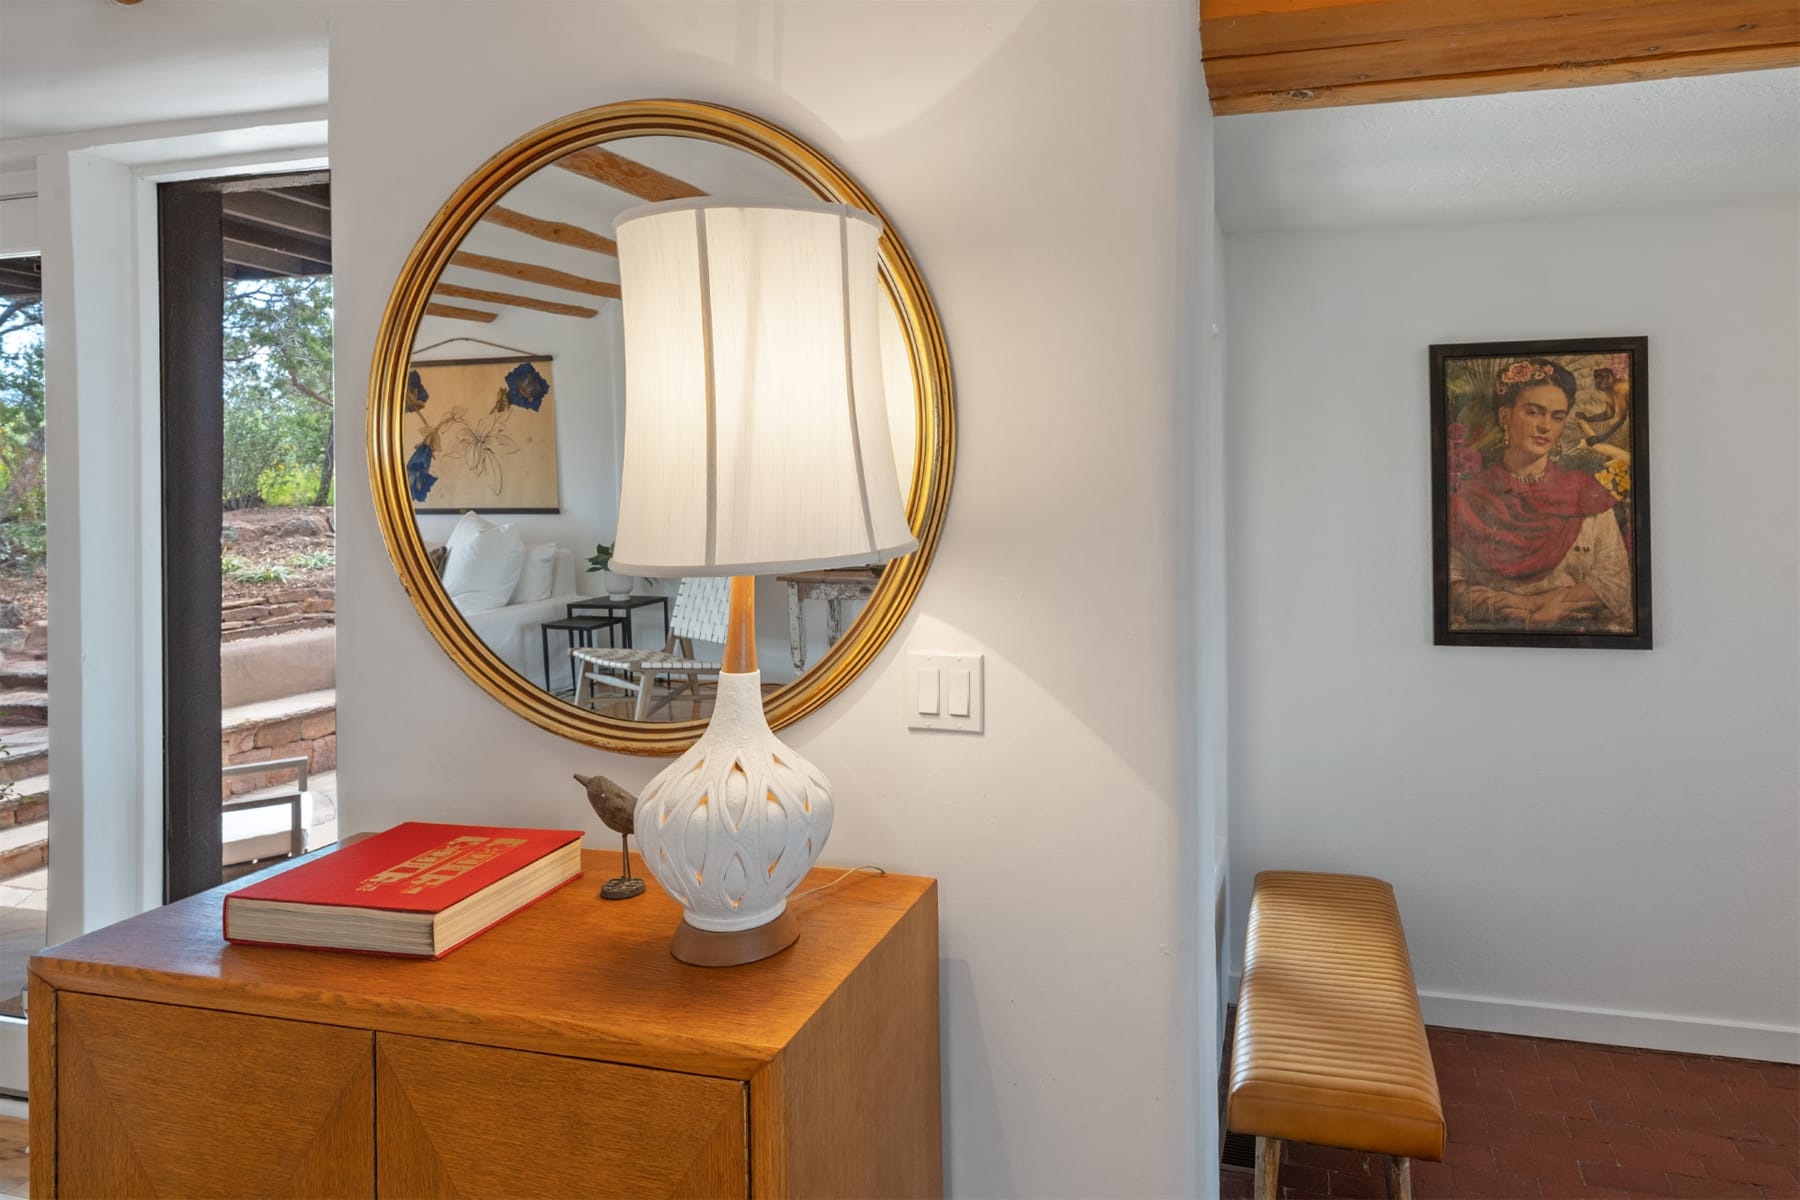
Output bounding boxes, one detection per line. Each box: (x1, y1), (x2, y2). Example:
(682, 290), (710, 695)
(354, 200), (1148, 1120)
(1430, 336), (1652, 649)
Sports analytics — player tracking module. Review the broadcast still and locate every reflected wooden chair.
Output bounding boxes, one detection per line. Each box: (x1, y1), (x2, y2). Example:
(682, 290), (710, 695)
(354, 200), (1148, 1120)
(572, 577), (729, 720)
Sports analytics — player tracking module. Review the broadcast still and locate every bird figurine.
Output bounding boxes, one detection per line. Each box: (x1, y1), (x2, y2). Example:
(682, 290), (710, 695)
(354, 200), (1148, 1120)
(575, 772), (645, 900)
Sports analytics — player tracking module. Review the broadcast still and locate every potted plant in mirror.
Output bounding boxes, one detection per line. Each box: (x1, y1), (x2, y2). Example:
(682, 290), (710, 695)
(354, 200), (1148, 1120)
(587, 542), (634, 599)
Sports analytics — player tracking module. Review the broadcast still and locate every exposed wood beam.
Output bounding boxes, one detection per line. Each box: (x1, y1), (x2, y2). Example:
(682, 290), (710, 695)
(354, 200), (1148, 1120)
(1201, 0), (1800, 113)
(223, 243), (326, 279)
(434, 282), (599, 319)
(206, 170), (330, 196)
(448, 251), (621, 299)
(484, 206), (617, 257)
(554, 147), (704, 201)
(1211, 42), (1800, 113)
(425, 302), (498, 323)
(221, 217), (331, 271)
(220, 189), (331, 239)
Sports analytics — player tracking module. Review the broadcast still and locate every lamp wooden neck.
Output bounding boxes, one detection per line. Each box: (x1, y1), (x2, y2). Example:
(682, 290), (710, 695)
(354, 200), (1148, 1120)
(724, 575), (757, 673)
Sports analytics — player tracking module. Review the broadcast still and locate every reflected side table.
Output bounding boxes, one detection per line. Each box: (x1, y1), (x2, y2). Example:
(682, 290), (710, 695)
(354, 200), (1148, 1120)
(539, 615), (624, 694)
(567, 595), (672, 650)
(777, 569), (879, 670)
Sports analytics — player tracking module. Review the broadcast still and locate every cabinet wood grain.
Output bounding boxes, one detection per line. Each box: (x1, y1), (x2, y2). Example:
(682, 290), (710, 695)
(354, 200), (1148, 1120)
(30, 850), (941, 1197)
(56, 994), (372, 1198)
(377, 1034), (745, 1198)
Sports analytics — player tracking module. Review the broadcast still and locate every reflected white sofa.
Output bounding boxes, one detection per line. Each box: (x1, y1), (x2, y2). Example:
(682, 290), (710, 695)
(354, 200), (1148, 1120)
(462, 548), (588, 693)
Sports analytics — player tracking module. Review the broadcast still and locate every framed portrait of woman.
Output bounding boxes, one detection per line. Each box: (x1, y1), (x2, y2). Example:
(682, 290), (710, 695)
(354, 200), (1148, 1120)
(1430, 336), (1651, 649)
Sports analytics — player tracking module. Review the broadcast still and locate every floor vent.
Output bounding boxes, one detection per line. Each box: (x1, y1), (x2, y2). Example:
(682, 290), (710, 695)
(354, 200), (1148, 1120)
(1221, 1129), (1257, 1171)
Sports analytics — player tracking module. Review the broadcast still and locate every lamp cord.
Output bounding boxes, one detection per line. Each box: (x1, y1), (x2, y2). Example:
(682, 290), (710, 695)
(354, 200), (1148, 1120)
(790, 864), (886, 902)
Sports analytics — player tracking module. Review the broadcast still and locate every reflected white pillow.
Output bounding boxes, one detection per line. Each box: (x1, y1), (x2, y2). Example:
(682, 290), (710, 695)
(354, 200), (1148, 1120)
(510, 542), (558, 605)
(441, 512), (525, 614)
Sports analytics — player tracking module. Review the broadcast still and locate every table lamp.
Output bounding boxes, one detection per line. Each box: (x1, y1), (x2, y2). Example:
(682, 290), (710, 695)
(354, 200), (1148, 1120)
(609, 199), (917, 965)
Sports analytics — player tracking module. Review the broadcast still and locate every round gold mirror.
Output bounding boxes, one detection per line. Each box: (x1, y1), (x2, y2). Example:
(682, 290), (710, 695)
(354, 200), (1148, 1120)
(368, 101), (953, 754)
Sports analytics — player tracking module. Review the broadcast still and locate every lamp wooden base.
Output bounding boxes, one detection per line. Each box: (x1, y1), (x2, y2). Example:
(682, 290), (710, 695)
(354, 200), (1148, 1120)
(670, 909), (802, 966)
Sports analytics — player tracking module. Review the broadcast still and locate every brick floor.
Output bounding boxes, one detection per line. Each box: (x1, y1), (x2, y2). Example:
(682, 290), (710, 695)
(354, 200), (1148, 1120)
(1222, 1026), (1799, 1199)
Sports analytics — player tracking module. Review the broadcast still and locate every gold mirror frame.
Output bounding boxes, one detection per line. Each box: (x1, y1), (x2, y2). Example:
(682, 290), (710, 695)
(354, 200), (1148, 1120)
(369, 100), (954, 754)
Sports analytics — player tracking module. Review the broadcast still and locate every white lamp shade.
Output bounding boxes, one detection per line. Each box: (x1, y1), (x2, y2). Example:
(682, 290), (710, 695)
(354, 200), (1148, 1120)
(609, 200), (917, 576)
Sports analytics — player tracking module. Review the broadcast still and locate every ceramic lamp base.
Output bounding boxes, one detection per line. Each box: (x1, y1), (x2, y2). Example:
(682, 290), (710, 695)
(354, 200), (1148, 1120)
(670, 908), (801, 967)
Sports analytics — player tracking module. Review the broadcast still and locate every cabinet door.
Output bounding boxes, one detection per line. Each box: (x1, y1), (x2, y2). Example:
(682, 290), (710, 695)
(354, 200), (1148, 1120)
(376, 1033), (746, 1198)
(55, 993), (374, 1198)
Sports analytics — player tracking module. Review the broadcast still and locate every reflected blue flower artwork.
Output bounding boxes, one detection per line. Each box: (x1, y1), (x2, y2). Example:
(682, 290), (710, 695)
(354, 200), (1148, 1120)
(405, 369), (430, 413)
(504, 361), (549, 412)
(407, 442), (438, 502)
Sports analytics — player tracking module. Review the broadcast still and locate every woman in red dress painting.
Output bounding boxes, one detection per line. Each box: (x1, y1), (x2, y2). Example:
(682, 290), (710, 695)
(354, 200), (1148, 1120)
(1448, 358), (1633, 632)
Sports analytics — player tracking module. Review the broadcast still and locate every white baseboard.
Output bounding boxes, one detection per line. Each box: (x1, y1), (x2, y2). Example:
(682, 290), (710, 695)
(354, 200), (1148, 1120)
(1225, 973), (1800, 1064)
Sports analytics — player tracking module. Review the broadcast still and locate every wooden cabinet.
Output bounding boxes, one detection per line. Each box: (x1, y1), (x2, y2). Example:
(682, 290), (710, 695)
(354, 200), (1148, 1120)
(30, 851), (940, 1198)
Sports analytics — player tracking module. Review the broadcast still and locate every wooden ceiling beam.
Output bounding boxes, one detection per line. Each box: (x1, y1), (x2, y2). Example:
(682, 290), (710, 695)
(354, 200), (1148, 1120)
(1211, 42), (1800, 113)
(425, 302), (499, 323)
(221, 190), (331, 239)
(483, 206), (617, 257)
(222, 217), (331, 271)
(1201, 0), (1800, 113)
(554, 147), (705, 202)
(223, 243), (327, 279)
(434, 282), (600, 319)
(448, 251), (622, 299)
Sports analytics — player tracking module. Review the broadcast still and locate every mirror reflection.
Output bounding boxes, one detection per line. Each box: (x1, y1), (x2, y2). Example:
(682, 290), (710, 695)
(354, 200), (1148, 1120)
(405, 135), (919, 722)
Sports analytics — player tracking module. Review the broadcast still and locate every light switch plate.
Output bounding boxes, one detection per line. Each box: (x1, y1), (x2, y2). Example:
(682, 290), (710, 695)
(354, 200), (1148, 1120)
(907, 652), (984, 733)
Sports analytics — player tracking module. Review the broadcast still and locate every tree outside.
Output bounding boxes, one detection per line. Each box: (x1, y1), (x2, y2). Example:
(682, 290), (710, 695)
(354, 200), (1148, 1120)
(0, 274), (337, 627)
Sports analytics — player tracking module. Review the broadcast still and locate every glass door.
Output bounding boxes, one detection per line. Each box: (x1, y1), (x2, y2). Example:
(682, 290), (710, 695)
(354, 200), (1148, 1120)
(0, 255), (46, 1093)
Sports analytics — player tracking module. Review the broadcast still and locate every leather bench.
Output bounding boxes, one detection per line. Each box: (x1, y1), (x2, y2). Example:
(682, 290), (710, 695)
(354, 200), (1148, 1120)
(1227, 871), (1445, 1199)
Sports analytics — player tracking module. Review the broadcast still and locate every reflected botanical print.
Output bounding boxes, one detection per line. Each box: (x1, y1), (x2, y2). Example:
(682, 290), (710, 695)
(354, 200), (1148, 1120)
(1431, 338), (1651, 649)
(406, 356), (557, 511)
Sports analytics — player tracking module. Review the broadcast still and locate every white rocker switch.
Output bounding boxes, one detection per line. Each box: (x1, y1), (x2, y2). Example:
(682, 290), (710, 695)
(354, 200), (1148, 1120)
(945, 669), (971, 718)
(906, 653), (984, 733)
(916, 668), (941, 715)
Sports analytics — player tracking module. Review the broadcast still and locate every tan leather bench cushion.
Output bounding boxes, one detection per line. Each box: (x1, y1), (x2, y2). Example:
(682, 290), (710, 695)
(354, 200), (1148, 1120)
(1227, 871), (1445, 1161)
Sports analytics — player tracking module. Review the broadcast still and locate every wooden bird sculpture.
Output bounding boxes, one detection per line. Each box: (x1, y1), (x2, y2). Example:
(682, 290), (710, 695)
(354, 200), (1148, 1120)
(575, 772), (645, 900)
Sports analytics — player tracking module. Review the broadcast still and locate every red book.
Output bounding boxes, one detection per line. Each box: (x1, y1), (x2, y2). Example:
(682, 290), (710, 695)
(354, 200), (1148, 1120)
(224, 822), (584, 958)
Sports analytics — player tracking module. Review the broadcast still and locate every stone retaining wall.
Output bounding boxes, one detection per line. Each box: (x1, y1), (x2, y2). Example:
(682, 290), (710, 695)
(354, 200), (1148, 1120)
(221, 705), (337, 797)
(222, 588), (335, 641)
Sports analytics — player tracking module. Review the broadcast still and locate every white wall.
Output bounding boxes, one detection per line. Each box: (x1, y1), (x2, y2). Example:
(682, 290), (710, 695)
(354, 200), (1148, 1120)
(1225, 200), (1800, 1061)
(331, 2), (1215, 1194)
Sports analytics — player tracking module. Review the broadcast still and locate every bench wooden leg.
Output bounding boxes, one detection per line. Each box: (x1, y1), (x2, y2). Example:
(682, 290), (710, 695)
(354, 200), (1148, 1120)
(1254, 1137), (1280, 1200)
(1386, 1155), (1412, 1200)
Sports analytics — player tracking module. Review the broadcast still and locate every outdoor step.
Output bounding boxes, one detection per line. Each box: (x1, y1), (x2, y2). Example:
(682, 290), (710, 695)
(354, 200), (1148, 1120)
(0, 691), (47, 726)
(0, 730), (47, 785)
(1, 773), (47, 832)
(0, 817), (46, 883)
(0, 662), (46, 691)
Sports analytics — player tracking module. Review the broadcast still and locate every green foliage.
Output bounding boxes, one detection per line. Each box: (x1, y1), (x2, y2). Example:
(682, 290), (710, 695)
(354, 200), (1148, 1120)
(586, 542), (614, 573)
(257, 463), (321, 507)
(0, 518), (45, 571)
(0, 298), (46, 571)
(221, 553), (292, 584)
(286, 549), (335, 570)
(223, 276), (334, 508)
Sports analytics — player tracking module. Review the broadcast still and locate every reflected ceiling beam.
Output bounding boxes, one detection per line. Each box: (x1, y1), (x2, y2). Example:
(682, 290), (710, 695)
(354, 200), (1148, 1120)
(425, 302), (498, 323)
(554, 147), (705, 201)
(434, 282), (599, 319)
(1200, 0), (1800, 114)
(484, 205), (618, 257)
(449, 251), (622, 299)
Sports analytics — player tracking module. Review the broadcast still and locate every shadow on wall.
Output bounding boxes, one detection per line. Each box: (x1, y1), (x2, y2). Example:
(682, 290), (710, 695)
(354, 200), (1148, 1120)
(940, 956), (1017, 1197)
